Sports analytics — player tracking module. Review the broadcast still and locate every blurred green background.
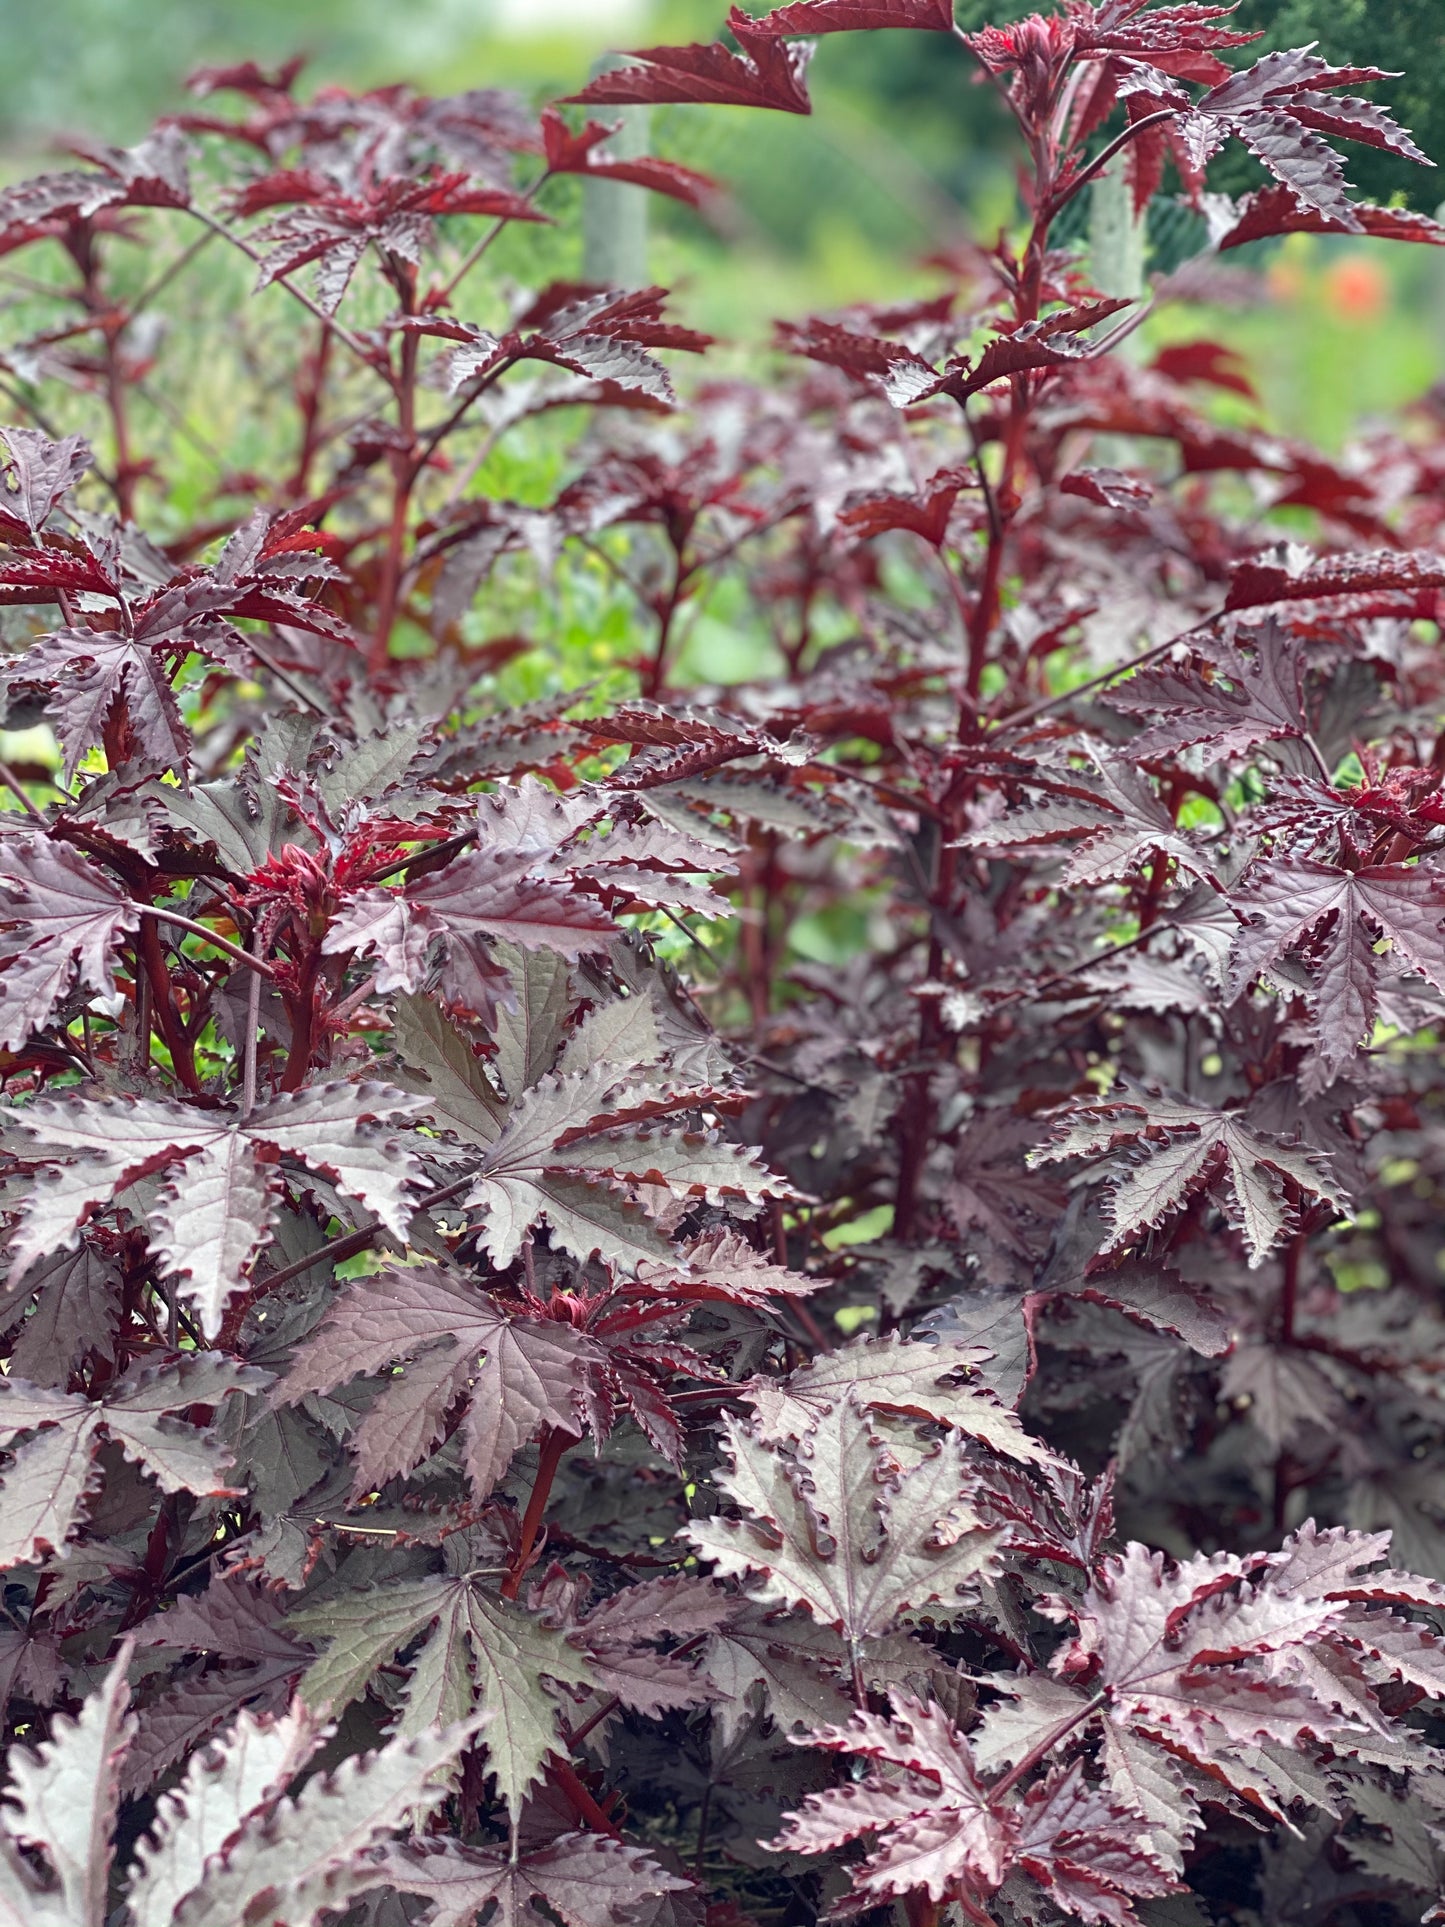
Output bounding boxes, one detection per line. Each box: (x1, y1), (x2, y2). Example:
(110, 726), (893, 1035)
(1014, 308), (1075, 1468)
(1, 0), (1443, 448)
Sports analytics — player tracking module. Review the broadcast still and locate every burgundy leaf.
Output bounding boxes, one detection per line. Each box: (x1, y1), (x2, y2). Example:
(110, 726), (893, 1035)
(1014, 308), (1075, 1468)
(1229, 859), (1445, 1083)
(1213, 182), (1445, 250)
(567, 10), (814, 115)
(1060, 466), (1154, 511)
(539, 109), (719, 207)
(748, 0), (957, 32)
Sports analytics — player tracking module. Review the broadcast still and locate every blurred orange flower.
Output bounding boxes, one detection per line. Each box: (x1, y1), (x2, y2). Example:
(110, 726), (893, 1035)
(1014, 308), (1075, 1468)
(1322, 253), (1390, 323)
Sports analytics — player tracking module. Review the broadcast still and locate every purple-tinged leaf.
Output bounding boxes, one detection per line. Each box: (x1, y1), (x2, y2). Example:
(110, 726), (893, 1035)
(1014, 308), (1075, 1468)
(281, 1263), (598, 1498)
(566, 10), (814, 115)
(748, 0), (957, 32)
(0, 428), (92, 536)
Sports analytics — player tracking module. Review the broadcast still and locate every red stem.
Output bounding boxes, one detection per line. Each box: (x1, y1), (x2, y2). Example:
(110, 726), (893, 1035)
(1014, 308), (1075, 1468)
(1043, 107), (1176, 224)
(501, 1425), (577, 1600)
(641, 552), (689, 702)
(137, 918), (203, 1096)
(892, 1064), (936, 1244)
(279, 946), (321, 1093)
(1137, 847), (1171, 932)
(291, 325), (332, 500)
(369, 314), (419, 680)
(991, 1691), (1107, 1799)
(549, 1759), (623, 1840)
(894, 840), (955, 1241)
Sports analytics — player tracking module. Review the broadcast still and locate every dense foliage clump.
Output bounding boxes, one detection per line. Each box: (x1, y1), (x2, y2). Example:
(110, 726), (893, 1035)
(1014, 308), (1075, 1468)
(2, 4), (1445, 1923)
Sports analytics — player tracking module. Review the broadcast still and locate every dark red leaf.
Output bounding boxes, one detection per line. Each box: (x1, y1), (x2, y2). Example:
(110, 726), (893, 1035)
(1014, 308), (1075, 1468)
(566, 9), (814, 115)
(1226, 548), (1445, 618)
(747, 0), (957, 32)
(1059, 466), (1154, 511)
(1150, 340), (1257, 398)
(539, 110), (719, 207)
(1213, 182), (1445, 250)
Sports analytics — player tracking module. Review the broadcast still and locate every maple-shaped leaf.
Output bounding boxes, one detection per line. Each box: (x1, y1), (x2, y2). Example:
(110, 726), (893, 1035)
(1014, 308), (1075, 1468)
(684, 1399), (1002, 1650)
(1037, 1532), (1439, 1825)
(0, 839), (137, 1051)
(955, 754), (1214, 887)
(9, 629), (191, 783)
(0, 1241), (122, 1388)
(325, 849), (617, 1003)
(0, 130), (188, 261)
(772, 315), (943, 405)
(376, 1833), (693, 1927)
(1190, 49), (1433, 231)
(463, 1064), (784, 1275)
(2, 512), (355, 782)
(1034, 1083), (1345, 1267)
(290, 1569), (599, 1818)
(772, 1692), (1180, 1918)
(243, 166), (544, 314)
(944, 304), (1132, 404)
(463, 774), (736, 913)
(1048, 1533), (1356, 1765)
(1229, 858), (1445, 1087)
(1221, 1338), (1348, 1452)
(144, 1705), (482, 1927)
(437, 288), (712, 406)
(278, 1261), (603, 1500)
(1107, 626), (1314, 765)
(541, 1572), (732, 1718)
(783, 301), (1129, 409)
(741, 1330), (1053, 1466)
(769, 1694), (1015, 1900)
(701, 1602), (856, 1745)
(4, 1081), (424, 1334)
(0, 1357), (263, 1566)
(566, 9), (814, 114)
(0, 426), (92, 537)
(1010, 1760), (1184, 1925)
